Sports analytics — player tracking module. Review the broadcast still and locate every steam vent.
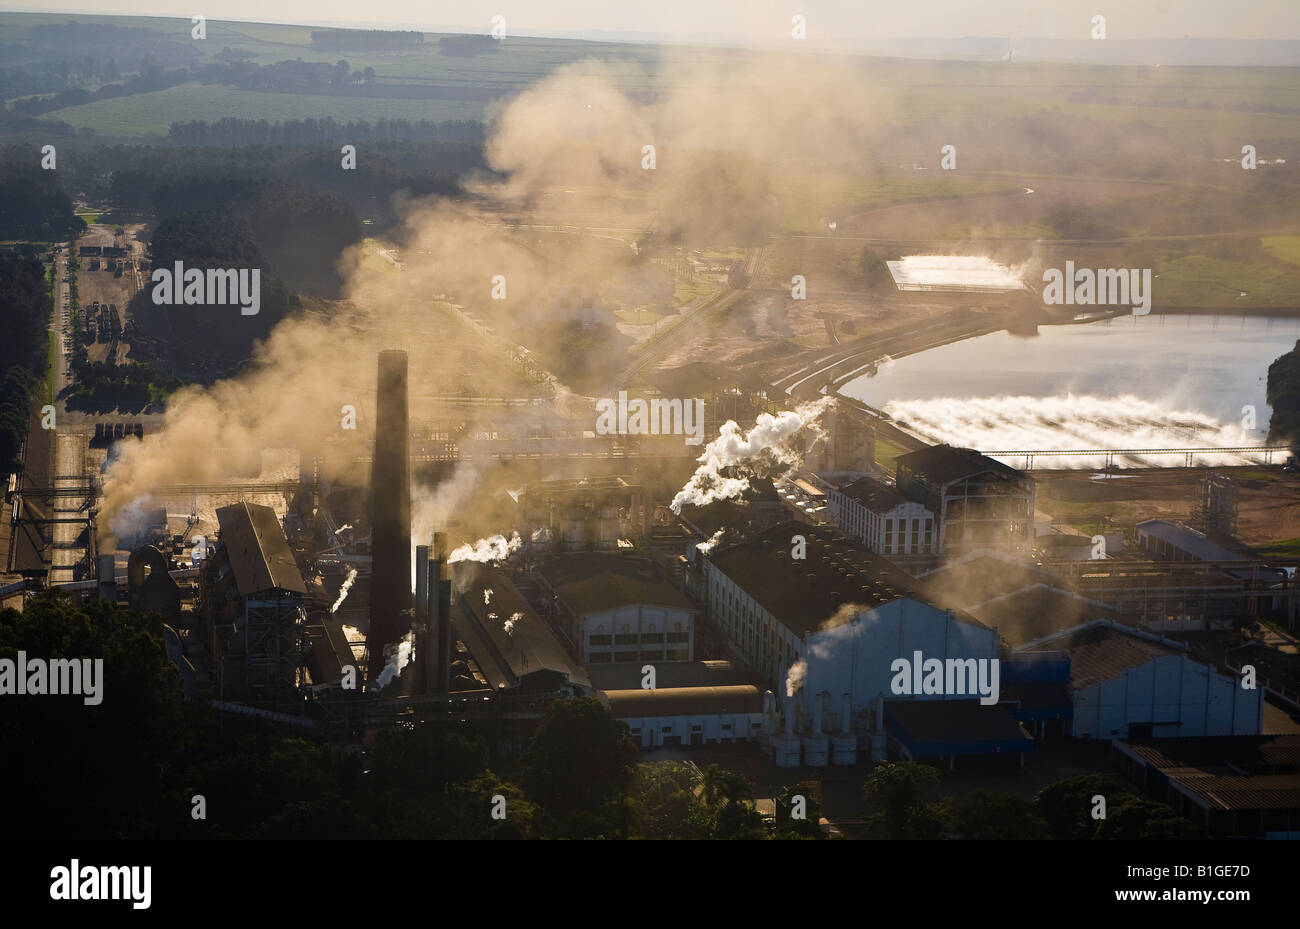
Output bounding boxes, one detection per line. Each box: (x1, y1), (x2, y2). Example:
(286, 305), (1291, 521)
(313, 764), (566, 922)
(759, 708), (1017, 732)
(367, 349), (412, 680)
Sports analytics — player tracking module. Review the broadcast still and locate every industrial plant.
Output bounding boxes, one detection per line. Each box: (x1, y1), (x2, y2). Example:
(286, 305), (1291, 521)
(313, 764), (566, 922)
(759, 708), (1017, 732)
(3, 3), (1300, 865)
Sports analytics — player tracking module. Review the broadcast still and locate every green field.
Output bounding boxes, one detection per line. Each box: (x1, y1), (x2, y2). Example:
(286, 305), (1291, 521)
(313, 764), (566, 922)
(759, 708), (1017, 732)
(1263, 236), (1300, 267)
(10, 10), (1300, 151)
(775, 172), (1022, 234)
(615, 307), (667, 325)
(873, 437), (908, 473)
(1152, 252), (1300, 306)
(1251, 537), (1300, 559)
(671, 280), (716, 308)
(48, 82), (486, 136)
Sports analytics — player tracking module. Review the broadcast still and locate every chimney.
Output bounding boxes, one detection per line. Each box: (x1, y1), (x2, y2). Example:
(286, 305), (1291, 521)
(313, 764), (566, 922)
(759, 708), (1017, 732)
(414, 544), (430, 693)
(783, 695), (795, 735)
(97, 553), (116, 602)
(434, 531), (452, 693)
(812, 692), (824, 736)
(367, 350), (411, 681)
(841, 693), (852, 734)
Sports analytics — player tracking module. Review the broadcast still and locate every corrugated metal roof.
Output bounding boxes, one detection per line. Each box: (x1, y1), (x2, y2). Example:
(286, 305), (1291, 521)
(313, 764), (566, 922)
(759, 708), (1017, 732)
(454, 566), (590, 691)
(1172, 774), (1300, 811)
(1137, 519), (1243, 561)
(1122, 734), (1300, 771)
(215, 502), (306, 596)
(896, 445), (1022, 486)
(1023, 622), (1178, 690)
(709, 521), (940, 636)
(836, 475), (908, 511)
(538, 553), (693, 616)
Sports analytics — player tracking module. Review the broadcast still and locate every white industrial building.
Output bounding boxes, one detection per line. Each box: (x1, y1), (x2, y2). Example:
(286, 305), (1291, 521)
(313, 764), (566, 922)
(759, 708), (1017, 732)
(705, 523), (1032, 768)
(705, 522), (924, 690)
(1018, 620), (1262, 739)
(603, 686), (766, 748)
(827, 475), (938, 557)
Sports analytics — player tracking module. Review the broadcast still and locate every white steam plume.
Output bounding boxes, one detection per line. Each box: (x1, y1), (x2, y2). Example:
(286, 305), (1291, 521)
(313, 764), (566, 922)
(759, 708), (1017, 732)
(330, 568), (358, 613)
(484, 588), (493, 605)
(885, 394), (1264, 468)
(372, 631), (415, 692)
(671, 398), (833, 513)
(504, 612), (522, 637)
(696, 529), (725, 555)
(786, 659), (807, 697)
(449, 532), (523, 564)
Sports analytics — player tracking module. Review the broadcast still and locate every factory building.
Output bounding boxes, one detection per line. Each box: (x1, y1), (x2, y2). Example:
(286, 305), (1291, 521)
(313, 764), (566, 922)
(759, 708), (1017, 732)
(677, 476), (790, 542)
(1017, 620), (1262, 739)
(702, 522), (1045, 768)
(918, 551), (1126, 646)
(452, 565), (591, 698)
(202, 501), (309, 709)
(1112, 735), (1300, 838)
(894, 445), (1035, 558)
(704, 522), (924, 690)
(804, 402), (875, 477)
(512, 477), (649, 552)
(827, 475), (937, 558)
(1050, 558), (1294, 633)
(759, 597), (1029, 770)
(535, 553), (697, 664)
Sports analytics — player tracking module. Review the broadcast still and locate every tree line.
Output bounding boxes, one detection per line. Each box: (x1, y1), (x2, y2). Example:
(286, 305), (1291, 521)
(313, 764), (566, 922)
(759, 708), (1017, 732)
(1, 591), (1206, 840)
(165, 116), (485, 146)
(0, 254), (54, 471)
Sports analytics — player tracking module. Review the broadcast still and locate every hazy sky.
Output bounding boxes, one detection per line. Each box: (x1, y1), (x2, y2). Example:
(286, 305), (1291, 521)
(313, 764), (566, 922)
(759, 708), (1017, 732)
(12, 0), (1300, 41)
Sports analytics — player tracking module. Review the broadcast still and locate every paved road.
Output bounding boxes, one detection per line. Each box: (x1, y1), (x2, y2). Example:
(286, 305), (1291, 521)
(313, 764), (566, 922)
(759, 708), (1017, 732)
(45, 248), (90, 582)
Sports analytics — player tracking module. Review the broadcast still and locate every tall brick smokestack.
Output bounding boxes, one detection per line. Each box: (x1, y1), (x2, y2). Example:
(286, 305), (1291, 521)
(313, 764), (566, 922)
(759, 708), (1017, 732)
(367, 350), (411, 681)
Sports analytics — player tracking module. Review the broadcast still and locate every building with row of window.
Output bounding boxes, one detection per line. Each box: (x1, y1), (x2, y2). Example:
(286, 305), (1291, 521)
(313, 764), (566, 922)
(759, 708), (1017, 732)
(535, 553), (696, 665)
(828, 475), (937, 557)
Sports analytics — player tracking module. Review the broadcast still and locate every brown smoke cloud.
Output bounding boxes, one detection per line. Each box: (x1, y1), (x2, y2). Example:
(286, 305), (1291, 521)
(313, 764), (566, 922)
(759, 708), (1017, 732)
(98, 48), (894, 547)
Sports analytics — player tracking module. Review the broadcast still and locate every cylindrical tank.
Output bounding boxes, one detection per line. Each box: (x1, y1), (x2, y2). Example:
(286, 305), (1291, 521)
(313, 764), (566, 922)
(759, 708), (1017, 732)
(771, 694), (801, 767)
(831, 691), (857, 765)
(802, 692), (830, 767)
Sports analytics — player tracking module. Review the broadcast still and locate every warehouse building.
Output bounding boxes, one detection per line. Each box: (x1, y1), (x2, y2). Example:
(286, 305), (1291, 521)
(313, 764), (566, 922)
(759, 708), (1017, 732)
(705, 522), (923, 690)
(1137, 519), (1243, 562)
(535, 553), (696, 664)
(1112, 735), (1300, 838)
(1018, 619), (1261, 739)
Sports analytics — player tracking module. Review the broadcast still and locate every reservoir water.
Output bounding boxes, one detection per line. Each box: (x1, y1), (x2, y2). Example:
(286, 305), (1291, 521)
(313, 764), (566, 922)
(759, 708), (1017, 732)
(838, 313), (1300, 467)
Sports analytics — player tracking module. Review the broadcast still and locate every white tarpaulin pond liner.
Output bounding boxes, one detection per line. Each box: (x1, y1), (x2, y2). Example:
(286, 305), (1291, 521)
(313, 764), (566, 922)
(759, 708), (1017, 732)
(886, 255), (1025, 292)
